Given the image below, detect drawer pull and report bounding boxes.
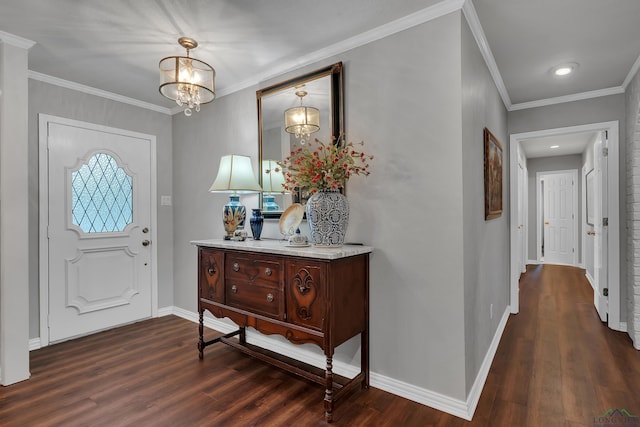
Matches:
[208,266,216,275]
[233,263,240,272]
[231,285,238,294]
[266,293,274,303]
[265,267,272,276]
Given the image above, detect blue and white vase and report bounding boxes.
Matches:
[305,189,349,247]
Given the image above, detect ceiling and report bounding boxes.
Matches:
[1,0,639,156]
[520,132,597,159]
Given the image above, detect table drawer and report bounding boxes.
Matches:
[225,254,282,288]
[225,280,283,319]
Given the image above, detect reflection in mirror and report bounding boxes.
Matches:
[257,62,343,218]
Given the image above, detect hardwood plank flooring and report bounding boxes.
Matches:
[1,264,639,426]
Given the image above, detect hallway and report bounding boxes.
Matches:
[482,264,640,426]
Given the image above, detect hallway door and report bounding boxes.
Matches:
[541,170,577,265]
[593,131,608,322]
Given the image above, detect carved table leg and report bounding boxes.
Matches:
[198,310,204,360]
[324,355,334,422]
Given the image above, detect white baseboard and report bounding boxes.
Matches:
[463,307,510,420]
[527,259,540,265]
[618,322,628,333]
[585,271,596,291]
[29,338,41,351]
[166,305,510,421]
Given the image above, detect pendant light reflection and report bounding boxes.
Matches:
[284,90,319,144]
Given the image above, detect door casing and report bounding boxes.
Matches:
[38,114,159,346]
[509,121,620,332]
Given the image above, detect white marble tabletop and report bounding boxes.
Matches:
[191,238,372,260]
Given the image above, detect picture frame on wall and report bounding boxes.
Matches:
[484,127,503,220]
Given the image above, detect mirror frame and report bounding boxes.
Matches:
[257,62,344,218]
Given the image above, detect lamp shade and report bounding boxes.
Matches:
[261,160,287,194]
[209,155,262,193]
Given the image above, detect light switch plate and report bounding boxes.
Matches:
[160,195,172,206]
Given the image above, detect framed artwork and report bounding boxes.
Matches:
[586,169,594,226]
[484,128,503,220]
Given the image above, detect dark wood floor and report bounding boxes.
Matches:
[1,264,639,426]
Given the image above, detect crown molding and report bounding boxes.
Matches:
[0,30,35,49]
[509,86,625,111]
[28,70,172,115]
[219,0,466,98]
[462,0,512,110]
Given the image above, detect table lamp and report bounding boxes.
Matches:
[261,160,287,211]
[209,154,262,239]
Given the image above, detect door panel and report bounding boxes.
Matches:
[593,132,608,322]
[47,122,152,342]
[542,171,576,265]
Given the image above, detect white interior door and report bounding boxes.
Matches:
[593,131,608,322]
[542,171,576,265]
[46,120,153,343]
[517,160,527,272]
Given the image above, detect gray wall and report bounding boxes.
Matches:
[526,155,583,262]
[460,16,509,395]
[28,80,174,338]
[508,93,627,322]
[172,11,486,401]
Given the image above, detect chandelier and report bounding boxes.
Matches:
[284,90,319,143]
[159,37,215,116]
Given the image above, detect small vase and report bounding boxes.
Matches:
[305,189,349,247]
[250,208,264,240]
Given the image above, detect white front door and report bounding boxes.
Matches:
[542,170,577,265]
[44,118,154,343]
[593,131,608,322]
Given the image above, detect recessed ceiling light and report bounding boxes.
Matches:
[551,63,579,77]
[550,145,560,149]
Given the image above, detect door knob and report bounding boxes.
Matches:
[142,239,151,246]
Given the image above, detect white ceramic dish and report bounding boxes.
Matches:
[279,203,305,236]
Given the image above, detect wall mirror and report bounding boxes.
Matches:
[257,62,344,218]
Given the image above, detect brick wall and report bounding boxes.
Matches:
[629,118,640,349]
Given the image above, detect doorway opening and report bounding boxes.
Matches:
[509,121,621,331]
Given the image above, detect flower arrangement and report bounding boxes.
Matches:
[278,136,373,193]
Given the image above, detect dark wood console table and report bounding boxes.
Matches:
[192,239,371,423]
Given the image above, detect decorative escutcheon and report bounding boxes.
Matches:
[265,267,272,276]
[208,266,216,275]
[231,285,238,293]
[266,293,274,302]
[233,263,240,272]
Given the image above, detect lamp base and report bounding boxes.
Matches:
[223,195,246,239]
[262,195,280,211]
